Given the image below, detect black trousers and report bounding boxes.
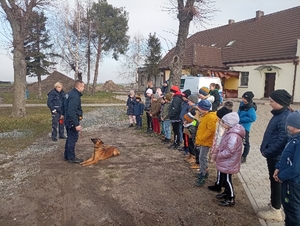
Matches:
[171,121,180,145]
[267,158,281,209]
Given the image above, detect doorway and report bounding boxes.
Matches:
[264,73,276,98]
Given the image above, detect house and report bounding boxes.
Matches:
[158,6,300,102]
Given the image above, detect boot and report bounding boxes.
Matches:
[184,153,192,162]
[187,156,196,164]
[257,206,283,221]
[207,184,221,192]
[216,191,227,199]
[219,198,235,207]
[190,163,199,169]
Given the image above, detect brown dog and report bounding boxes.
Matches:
[80,138,120,167]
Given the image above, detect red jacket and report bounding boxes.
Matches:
[216,124,245,174]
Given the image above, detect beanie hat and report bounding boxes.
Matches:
[183,112,195,123]
[146,88,153,94]
[286,111,300,129]
[182,89,191,98]
[242,91,254,103]
[216,107,232,119]
[223,101,234,110]
[188,94,199,104]
[197,99,211,111]
[153,93,160,99]
[199,86,209,96]
[136,95,141,100]
[165,93,172,101]
[170,85,180,93]
[270,89,292,107]
[222,112,240,127]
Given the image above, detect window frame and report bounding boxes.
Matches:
[240,71,249,87]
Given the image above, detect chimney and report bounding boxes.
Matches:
[256,10,264,20]
[228,19,235,25]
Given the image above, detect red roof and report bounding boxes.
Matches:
[160,6,300,69]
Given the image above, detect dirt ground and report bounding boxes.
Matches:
[0,125,260,226]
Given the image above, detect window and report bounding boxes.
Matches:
[240,72,249,86]
[226,40,235,47]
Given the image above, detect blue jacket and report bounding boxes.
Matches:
[64,88,83,127]
[180,99,190,121]
[47,89,65,115]
[238,101,257,131]
[134,102,144,116]
[260,108,291,160]
[276,133,300,183]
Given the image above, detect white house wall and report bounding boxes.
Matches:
[232,62,300,102]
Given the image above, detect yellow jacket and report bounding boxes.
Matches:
[195,111,218,147]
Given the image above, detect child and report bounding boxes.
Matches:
[134,95,144,130]
[238,91,257,163]
[194,99,218,186]
[126,90,136,127]
[144,88,153,133]
[198,86,214,110]
[274,111,300,225]
[149,93,161,134]
[161,93,172,143]
[215,112,245,206]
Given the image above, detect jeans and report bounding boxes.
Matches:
[51,113,65,139]
[281,181,300,226]
[242,130,250,158]
[267,158,281,209]
[196,146,209,176]
[64,126,79,160]
[135,115,142,127]
[162,120,171,139]
[179,122,183,143]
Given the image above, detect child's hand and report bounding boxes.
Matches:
[273,169,282,183]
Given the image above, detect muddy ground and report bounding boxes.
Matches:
[0,118,260,226]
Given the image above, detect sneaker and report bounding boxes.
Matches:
[59,136,67,139]
[241,156,246,163]
[195,172,209,179]
[167,143,176,149]
[216,191,227,199]
[129,124,134,128]
[195,174,206,187]
[147,128,153,133]
[219,198,235,207]
[257,206,283,222]
[68,157,83,164]
[52,138,58,142]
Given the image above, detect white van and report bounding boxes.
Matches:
[180,75,223,95]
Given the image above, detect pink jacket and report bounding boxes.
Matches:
[216,124,245,174]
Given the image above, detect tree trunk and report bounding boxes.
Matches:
[92,41,102,95]
[168,0,194,88]
[87,43,91,93]
[37,74,42,99]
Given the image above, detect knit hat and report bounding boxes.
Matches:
[136,95,141,100]
[153,93,160,99]
[222,112,240,127]
[188,94,199,104]
[197,99,211,111]
[199,86,209,96]
[170,85,180,93]
[165,93,172,101]
[183,112,195,123]
[286,111,300,129]
[242,91,254,103]
[146,88,153,94]
[270,89,292,107]
[223,101,234,110]
[216,107,232,119]
[182,89,191,98]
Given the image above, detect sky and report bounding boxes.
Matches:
[0,0,299,84]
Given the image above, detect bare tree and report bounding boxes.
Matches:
[117,32,146,83]
[166,0,216,88]
[0,0,53,117]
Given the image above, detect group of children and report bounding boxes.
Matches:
[126,83,300,222]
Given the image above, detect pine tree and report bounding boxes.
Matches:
[144,33,162,81]
[24,11,57,99]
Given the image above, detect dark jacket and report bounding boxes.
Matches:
[47,89,65,115]
[260,108,291,160]
[210,89,220,111]
[134,101,144,116]
[126,95,136,115]
[169,93,182,121]
[276,133,300,183]
[64,88,83,127]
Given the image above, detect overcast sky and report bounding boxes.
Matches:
[0,0,299,84]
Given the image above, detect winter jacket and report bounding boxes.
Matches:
[216,124,245,174]
[260,108,291,160]
[210,89,220,111]
[210,120,226,162]
[276,133,300,183]
[180,100,190,121]
[64,88,83,127]
[126,95,136,115]
[134,101,144,116]
[47,89,65,115]
[238,101,257,131]
[161,102,170,120]
[169,93,182,121]
[150,100,161,118]
[195,111,218,147]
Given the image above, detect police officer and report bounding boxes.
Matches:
[47,82,66,141]
[64,80,85,163]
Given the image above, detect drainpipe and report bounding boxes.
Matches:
[292,57,299,103]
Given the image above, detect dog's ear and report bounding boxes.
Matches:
[99,139,104,145]
[91,138,97,144]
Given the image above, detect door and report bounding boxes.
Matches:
[264,73,276,98]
